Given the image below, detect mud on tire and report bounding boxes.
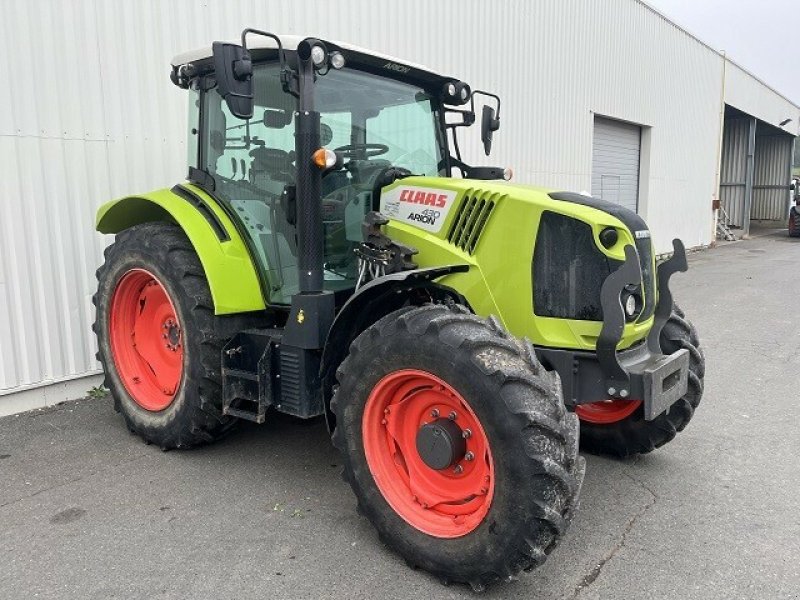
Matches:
[331,304,585,591]
[93,222,265,449]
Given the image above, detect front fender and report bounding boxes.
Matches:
[319,265,470,432]
[96,183,266,314]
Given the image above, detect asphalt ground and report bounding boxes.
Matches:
[1,231,798,599]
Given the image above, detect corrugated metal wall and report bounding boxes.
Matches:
[1,0,798,401]
[720,118,750,228]
[752,135,793,221]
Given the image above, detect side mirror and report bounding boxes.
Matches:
[212,42,254,119]
[481,105,500,156]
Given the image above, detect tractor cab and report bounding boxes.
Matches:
[171,32,503,304]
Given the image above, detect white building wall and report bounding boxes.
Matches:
[725,60,800,130]
[1,0,797,407]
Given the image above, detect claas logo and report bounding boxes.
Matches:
[399,188,448,208]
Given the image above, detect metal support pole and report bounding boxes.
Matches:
[743,117,756,236]
[787,137,796,219]
[294,42,324,293]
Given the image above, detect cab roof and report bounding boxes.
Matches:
[171,34,449,83]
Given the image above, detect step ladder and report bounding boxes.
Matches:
[221,330,279,423]
[716,206,736,241]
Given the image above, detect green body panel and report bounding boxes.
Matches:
[94,175,655,351]
[95,184,266,315]
[380,176,655,351]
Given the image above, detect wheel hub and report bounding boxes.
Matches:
[164,319,181,351]
[415,418,466,470]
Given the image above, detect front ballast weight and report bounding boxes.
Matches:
[354,211,418,289]
[597,239,690,419]
[540,239,691,422]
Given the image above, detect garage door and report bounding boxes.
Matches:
[592,116,641,212]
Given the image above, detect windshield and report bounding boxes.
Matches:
[200,62,444,304]
[316,68,445,176]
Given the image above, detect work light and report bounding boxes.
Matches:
[310,44,327,67]
[330,51,345,69]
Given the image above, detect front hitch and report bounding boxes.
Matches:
[592,238,690,420]
[537,239,691,422]
[647,238,688,354]
[596,244,641,399]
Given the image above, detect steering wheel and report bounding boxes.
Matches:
[334,143,390,159]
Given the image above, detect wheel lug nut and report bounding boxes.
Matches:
[453,464,463,474]
[462,429,472,439]
[465,451,474,461]
[448,411,457,420]
[430,409,439,418]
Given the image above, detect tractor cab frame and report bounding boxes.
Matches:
[166,31,506,423]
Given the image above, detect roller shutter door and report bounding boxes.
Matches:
[591,116,641,212]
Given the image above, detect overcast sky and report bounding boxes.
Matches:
[645,0,798,103]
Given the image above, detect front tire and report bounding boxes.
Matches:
[93,222,263,449]
[577,303,704,457]
[331,305,584,590]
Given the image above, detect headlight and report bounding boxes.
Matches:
[625,294,637,317]
[621,288,642,321]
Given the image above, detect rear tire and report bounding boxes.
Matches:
[93,222,264,449]
[789,208,800,237]
[577,302,704,457]
[331,304,584,590]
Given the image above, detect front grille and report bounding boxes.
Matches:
[533,211,623,321]
[446,190,502,254]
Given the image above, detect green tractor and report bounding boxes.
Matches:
[93,30,704,590]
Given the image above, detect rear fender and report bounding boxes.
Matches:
[96,183,266,314]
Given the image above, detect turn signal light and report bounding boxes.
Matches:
[312,148,337,170]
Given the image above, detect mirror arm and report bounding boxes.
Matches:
[241,28,287,70]
[471,89,501,119]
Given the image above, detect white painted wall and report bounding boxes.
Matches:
[1,0,798,408]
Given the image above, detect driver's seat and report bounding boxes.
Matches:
[250,147,296,197]
[322,171,350,197]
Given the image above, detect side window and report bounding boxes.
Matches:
[202,63,300,305]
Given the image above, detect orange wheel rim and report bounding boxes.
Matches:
[109,269,183,411]
[575,399,642,424]
[362,369,494,538]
